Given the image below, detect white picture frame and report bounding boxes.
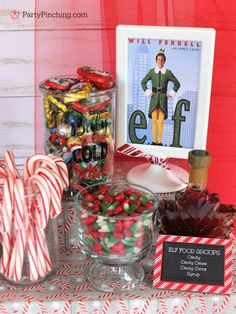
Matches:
[116,25,215,159]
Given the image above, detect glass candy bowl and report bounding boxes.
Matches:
[75,181,158,292]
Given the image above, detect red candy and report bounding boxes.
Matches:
[115,221,123,233]
[77,66,114,89]
[84,193,94,202]
[115,193,125,202]
[103,195,114,203]
[93,243,104,254]
[110,242,125,255]
[113,205,123,215]
[49,133,67,147]
[123,229,133,237]
[44,77,76,91]
[99,184,110,195]
[144,200,154,208]
[112,232,124,240]
[122,220,134,229]
[81,216,97,225]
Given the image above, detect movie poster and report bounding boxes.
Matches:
[127,38,201,148]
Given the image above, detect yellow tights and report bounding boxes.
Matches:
[151,109,164,144]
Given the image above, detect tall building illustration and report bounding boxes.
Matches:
[178,91,198,148]
[132,44,151,119]
[127,44,151,143]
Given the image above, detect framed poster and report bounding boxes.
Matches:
[116,25,215,159]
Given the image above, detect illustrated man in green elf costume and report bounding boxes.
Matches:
[141,49,180,145]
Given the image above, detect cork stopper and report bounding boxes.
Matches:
[188,150,211,185]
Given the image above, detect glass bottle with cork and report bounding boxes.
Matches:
[157,149,235,238]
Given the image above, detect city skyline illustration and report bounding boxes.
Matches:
[127,40,201,148]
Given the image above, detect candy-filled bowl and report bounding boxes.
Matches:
[75,181,158,292]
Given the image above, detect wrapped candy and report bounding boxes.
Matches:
[39,67,115,193]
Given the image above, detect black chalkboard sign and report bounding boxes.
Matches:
[153,235,233,294]
[161,241,225,286]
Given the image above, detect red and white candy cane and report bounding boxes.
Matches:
[0,167,8,179]
[28,174,52,276]
[47,154,69,189]
[0,177,14,276]
[34,224,51,277]
[4,150,20,179]
[27,222,39,281]
[24,154,59,180]
[29,174,51,228]
[35,167,63,218]
[8,178,27,282]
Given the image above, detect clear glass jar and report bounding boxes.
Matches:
[74,181,158,292]
[39,76,116,193]
[0,188,59,285]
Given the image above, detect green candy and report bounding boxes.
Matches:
[130,203,139,211]
[121,236,136,247]
[92,222,101,229]
[129,193,138,200]
[140,195,150,205]
[126,247,138,254]
[123,203,130,212]
[100,201,112,210]
[130,221,143,233]
[99,223,115,232]
[135,231,147,237]
[108,201,120,210]
[100,241,110,253]
[104,236,120,248]
[121,240,135,247]
[143,217,152,227]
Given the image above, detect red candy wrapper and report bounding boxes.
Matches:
[44,77,77,91]
[77,66,114,89]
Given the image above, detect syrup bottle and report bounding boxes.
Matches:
[157,150,235,238]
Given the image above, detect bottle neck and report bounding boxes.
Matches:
[188,165,208,191]
[188,149,211,191]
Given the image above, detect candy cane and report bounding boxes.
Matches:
[0,177,14,276]
[4,150,20,179]
[28,174,52,277]
[47,154,69,189]
[0,166,8,179]
[0,202,2,244]
[27,222,39,281]
[8,179,27,282]
[24,154,59,179]
[35,167,63,217]
[34,224,51,277]
[1,178,14,233]
[29,174,51,228]
[35,167,63,196]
